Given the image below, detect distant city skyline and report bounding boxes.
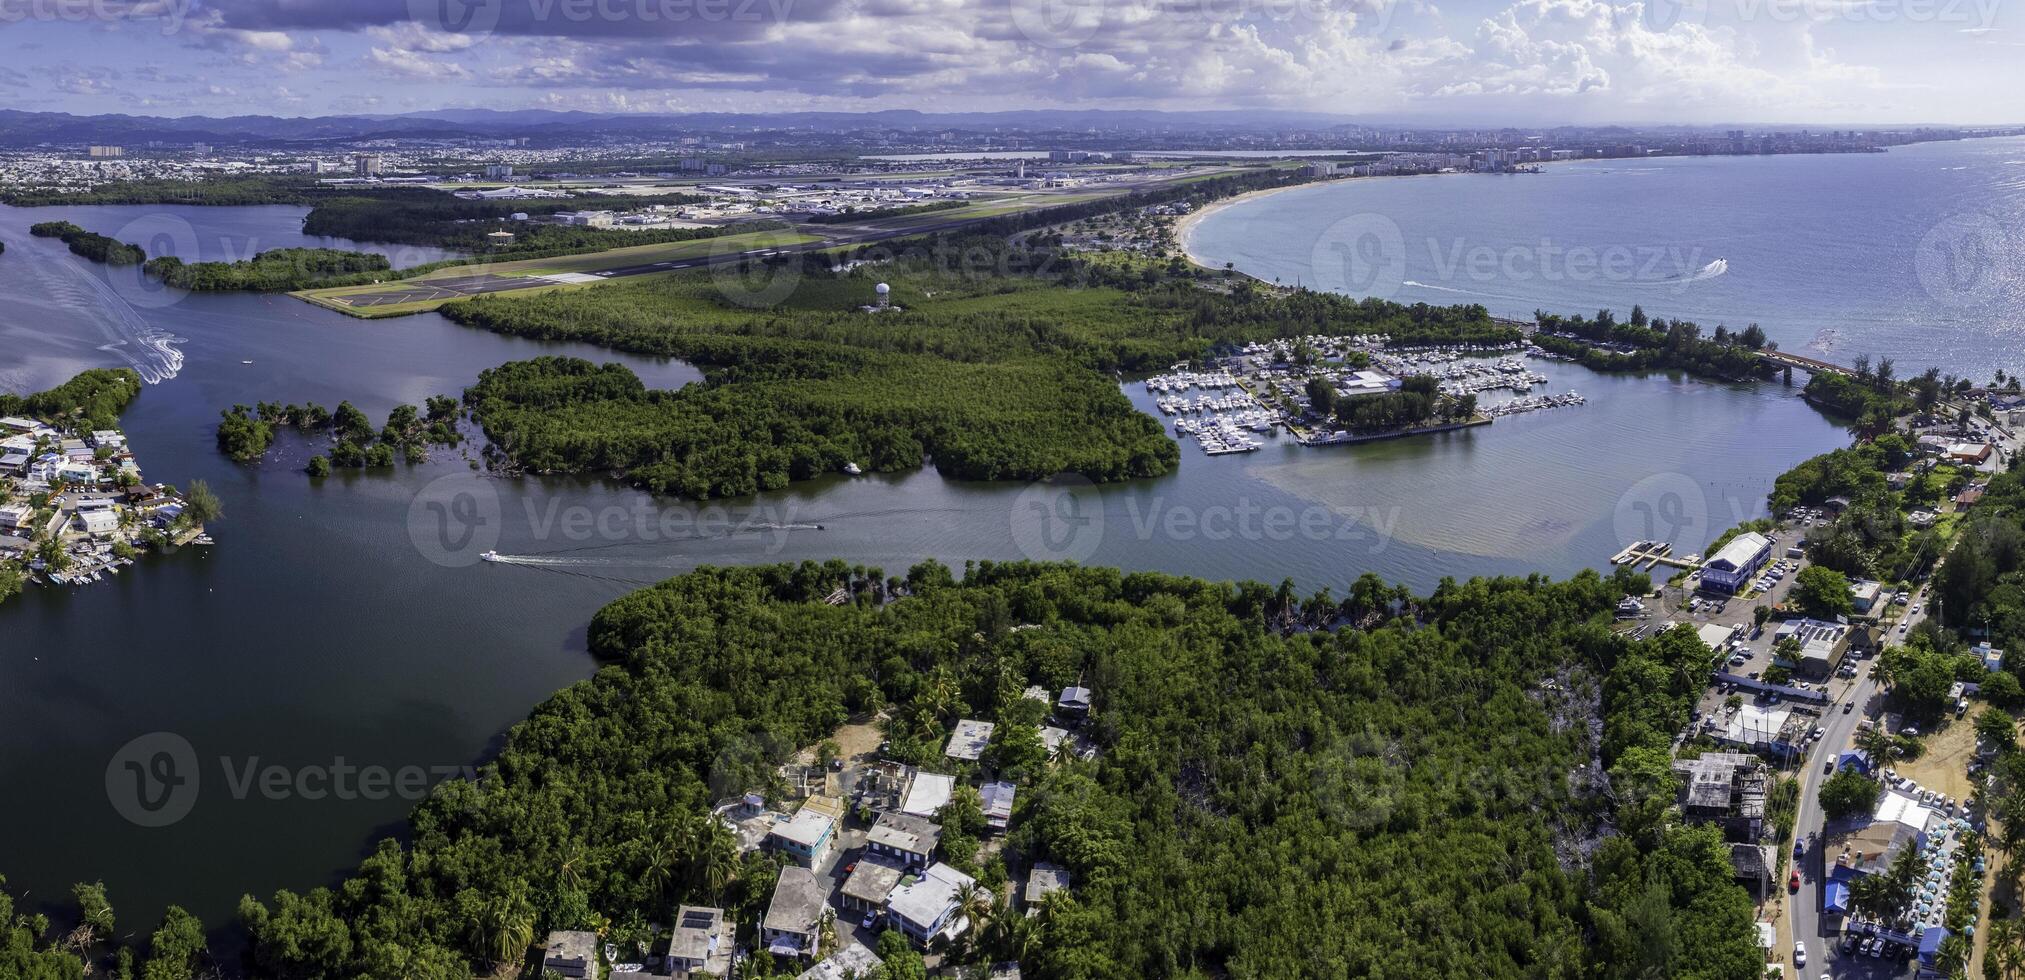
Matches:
[0,0,2019,124]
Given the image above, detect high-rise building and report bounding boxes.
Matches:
[88,145,125,158]
[355,154,384,176]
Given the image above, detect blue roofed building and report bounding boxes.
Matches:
[1699,531,1771,594]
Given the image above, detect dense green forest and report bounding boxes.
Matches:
[28,221,146,265]
[1532,306,1776,382]
[213,559,1764,978]
[0,368,141,430]
[146,249,392,291]
[445,243,1515,496]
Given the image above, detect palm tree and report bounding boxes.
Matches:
[694,823,738,902]
[953,882,996,959]
[471,881,535,969]
[1989,918,2022,979]
[1854,726,1897,772]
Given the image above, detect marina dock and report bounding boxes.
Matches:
[1611,541,1704,571]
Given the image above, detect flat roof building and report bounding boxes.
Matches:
[1700,531,1772,594]
[665,906,734,979]
[946,719,995,761]
[901,772,955,818]
[766,808,836,867]
[887,862,975,947]
[542,930,599,978]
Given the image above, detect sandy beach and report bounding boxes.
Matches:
[1173,180,1317,270]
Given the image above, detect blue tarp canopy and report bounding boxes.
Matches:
[1824,880,1850,914]
[1838,749,1873,773]
[1920,927,1949,958]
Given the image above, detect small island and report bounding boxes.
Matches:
[0,370,217,602]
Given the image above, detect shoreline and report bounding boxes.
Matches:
[1175,181,1316,271]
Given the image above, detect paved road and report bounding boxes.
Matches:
[1788,403,2017,974]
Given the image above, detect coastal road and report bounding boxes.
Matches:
[1792,401,2019,972]
[1790,586,1941,975]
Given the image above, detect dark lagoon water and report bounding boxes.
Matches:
[1187,136,2025,379]
[0,197,1849,929]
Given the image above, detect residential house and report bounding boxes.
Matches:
[795,942,883,980]
[766,808,836,867]
[886,862,975,947]
[75,509,118,536]
[867,811,941,868]
[945,719,995,761]
[1057,686,1092,720]
[839,854,907,915]
[1024,863,1069,916]
[664,906,734,979]
[542,930,600,978]
[900,772,955,819]
[980,781,1015,833]
[0,505,29,530]
[763,866,826,959]
[1977,642,2006,673]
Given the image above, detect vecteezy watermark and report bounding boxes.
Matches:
[409,0,504,35]
[709,235,804,308]
[105,731,200,828]
[1310,212,1725,299]
[106,732,475,827]
[0,0,192,32]
[1010,474,1105,562]
[1310,212,1409,299]
[1613,472,1710,549]
[1611,471,1766,555]
[409,471,504,567]
[1008,0,1389,49]
[1008,0,1105,48]
[407,471,817,567]
[1915,212,2015,310]
[407,0,800,41]
[1010,478,1400,562]
[103,212,198,311]
[1621,0,1708,31]
[1721,0,2000,24]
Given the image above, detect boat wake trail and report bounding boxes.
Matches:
[484,554,684,568]
[1635,257,1728,288]
[23,248,185,383]
[1402,280,1477,295]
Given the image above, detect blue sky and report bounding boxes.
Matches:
[0,0,2018,123]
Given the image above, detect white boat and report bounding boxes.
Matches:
[480,550,501,563]
[843,462,863,475]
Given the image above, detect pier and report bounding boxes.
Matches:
[1611,540,1704,572]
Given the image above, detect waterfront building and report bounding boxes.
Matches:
[1699,532,1772,594]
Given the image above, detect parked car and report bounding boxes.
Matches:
[1844,701,1854,713]
[1789,869,1801,892]
[1794,941,1806,966]
[1824,760,1835,774]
